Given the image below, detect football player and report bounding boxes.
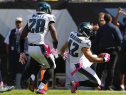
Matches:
[19,2,58,94]
[60,22,110,93]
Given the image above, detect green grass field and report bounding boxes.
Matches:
[1,90,126,95]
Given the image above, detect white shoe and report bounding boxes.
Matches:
[0,84,14,92]
[7,85,14,91]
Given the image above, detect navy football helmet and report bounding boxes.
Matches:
[36,2,51,14]
[78,22,93,38]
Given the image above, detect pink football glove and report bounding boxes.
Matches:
[98,53,110,62]
[19,53,27,64]
[61,51,69,60]
[52,48,58,58]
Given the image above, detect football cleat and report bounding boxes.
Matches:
[0,84,14,93]
[95,86,101,90]
[36,89,48,94]
[67,81,77,93]
[27,78,34,92]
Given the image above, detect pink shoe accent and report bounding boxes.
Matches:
[71,63,83,76]
[0,81,3,85]
[75,81,79,87]
[43,44,52,58]
[38,89,48,94]
[71,82,77,93]
[27,78,34,92]
[96,86,101,90]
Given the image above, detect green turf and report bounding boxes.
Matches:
[1,90,126,95]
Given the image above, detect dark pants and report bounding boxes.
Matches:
[112,59,120,90]
[96,49,118,89]
[118,52,126,74]
[7,53,30,87]
[0,70,2,82]
[112,52,126,90]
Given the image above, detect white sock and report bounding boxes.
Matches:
[38,82,45,89]
[120,85,124,89]
[30,74,35,81]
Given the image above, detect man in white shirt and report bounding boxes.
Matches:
[4,17,31,89]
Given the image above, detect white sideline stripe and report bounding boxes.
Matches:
[84,90,126,93]
[48,90,126,93]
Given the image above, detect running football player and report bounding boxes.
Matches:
[19,2,58,94]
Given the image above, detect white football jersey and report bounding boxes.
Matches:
[68,31,91,65]
[27,13,56,44]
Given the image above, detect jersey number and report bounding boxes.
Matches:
[29,19,45,33]
[68,39,79,57]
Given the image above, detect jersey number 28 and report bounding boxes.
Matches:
[29,19,45,33]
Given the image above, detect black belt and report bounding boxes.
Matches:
[100,47,118,51]
[29,43,42,46]
[105,47,116,50]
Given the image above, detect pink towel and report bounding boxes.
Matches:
[43,44,52,58]
[71,63,83,76]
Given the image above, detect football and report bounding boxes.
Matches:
[98,53,109,58]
